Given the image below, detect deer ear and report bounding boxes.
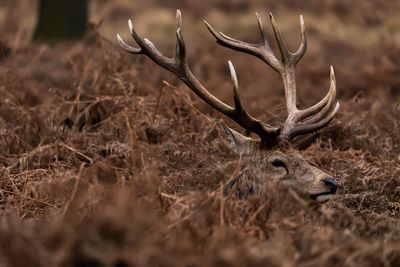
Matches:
[219,121,253,151]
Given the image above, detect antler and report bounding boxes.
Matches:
[117,10,280,145]
[204,13,339,142]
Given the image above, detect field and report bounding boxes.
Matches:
[0,1,399,266]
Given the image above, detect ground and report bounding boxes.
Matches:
[0,1,399,266]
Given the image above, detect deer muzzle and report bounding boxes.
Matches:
[309,177,338,202]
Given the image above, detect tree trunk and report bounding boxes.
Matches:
[33,0,88,42]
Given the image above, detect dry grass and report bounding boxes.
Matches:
[0,1,399,267]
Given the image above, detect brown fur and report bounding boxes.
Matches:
[223,126,335,200]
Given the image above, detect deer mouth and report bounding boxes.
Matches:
[310,192,333,203]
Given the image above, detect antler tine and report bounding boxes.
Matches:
[269,13,307,65]
[226,60,281,144]
[282,66,340,140]
[269,13,290,64]
[293,15,307,63]
[286,102,340,140]
[297,66,336,122]
[117,10,280,144]
[203,15,282,73]
[229,61,242,111]
[117,19,176,69]
[175,10,186,61]
[117,21,142,54]
[255,12,267,47]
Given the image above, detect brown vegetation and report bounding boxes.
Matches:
[0,1,399,266]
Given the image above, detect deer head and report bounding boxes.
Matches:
[117,10,340,202]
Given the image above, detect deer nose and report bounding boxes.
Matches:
[323,178,338,194]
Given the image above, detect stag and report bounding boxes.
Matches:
[117,10,340,202]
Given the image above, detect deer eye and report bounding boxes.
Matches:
[271,159,287,169]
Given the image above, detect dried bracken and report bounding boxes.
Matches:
[0,1,399,267]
